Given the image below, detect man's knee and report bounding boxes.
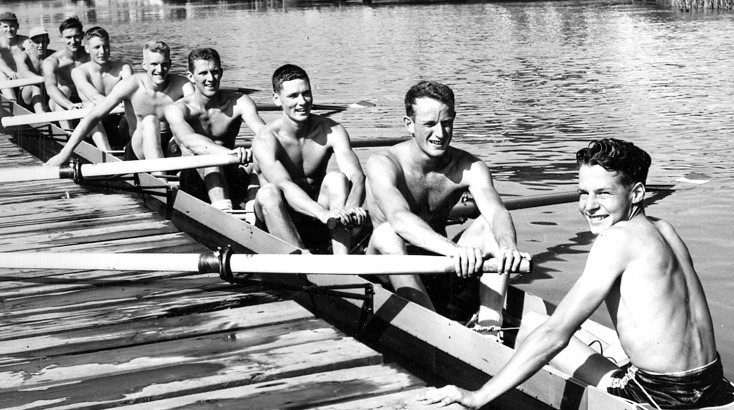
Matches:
[322,171,350,192]
[255,184,285,209]
[367,223,406,255]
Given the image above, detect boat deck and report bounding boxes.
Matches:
[0,126,457,409]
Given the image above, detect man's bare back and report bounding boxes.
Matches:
[602,215,716,373]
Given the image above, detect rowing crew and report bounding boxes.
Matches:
[5,14,731,410]
[58,57,734,407]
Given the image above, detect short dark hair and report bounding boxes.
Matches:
[187,47,220,72]
[272,64,309,93]
[576,138,651,187]
[404,80,455,118]
[143,40,170,59]
[84,26,108,42]
[59,17,83,34]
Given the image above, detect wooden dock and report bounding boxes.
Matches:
[0,125,457,408]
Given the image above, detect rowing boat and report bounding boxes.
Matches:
[2,96,731,410]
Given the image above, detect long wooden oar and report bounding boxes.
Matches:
[0,251,532,276]
[1,104,124,128]
[255,100,375,112]
[0,154,242,184]
[449,184,676,217]
[0,76,43,90]
[236,136,408,149]
[1,101,373,128]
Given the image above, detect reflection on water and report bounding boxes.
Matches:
[5,0,734,378]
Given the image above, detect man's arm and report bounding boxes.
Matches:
[234,94,265,135]
[71,65,102,104]
[42,56,81,109]
[329,122,366,219]
[417,230,627,408]
[466,158,526,272]
[253,127,331,222]
[45,78,134,166]
[0,53,18,79]
[165,103,235,156]
[12,53,33,77]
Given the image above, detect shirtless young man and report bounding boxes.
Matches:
[71,26,132,150]
[364,80,527,327]
[46,41,192,167]
[252,64,366,255]
[0,12,28,101]
[42,17,89,130]
[165,47,265,210]
[14,26,53,113]
[418,138,733,409]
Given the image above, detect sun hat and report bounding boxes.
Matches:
[29,26,49,39]
[0,12,18,23]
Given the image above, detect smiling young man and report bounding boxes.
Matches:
[252,64,366,254]
[71,26,132,150]
[363,80,528,328]
[42,17,89,130]
[165,47,264,210]
[418,138,732,409]
[47,40,192,166]
[14,26,54,113]
[0,11,28,101]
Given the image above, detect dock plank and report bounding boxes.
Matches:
[0,332,382,408]
[115,363,424,410]
[314,387,465,409]
[0,300,313,364]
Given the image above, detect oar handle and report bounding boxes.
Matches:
[481,257,532,274]
[326,213,369,230]
[326,217,340,230]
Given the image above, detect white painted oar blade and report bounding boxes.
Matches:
[1,104,123,127]
[0,76,43,90]
[0,252,201,272]
[0,166,61,184]
[81,154,241,177]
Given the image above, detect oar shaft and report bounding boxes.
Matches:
[0,166,62,184]
[451,184,675,217]
[0,76,43,89]
[0,252,201,272]
[236,136,408,149]
[0,252,531,275]
[79,154,240,178]
[1,105,124,127]
[0,155,241,183]
[227,254,531,275]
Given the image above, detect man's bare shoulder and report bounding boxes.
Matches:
[215,89,247,108]
[255,119,283,141]
[447,145,483,166]
[366,148,401,174]
[43,49,64,65]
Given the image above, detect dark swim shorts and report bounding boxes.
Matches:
[602,354,733,409]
